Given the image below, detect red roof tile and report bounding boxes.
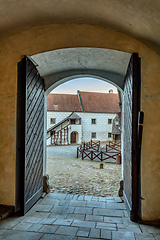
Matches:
[47,91,120,113]
[79,91,120,113]
[47,94,82,112]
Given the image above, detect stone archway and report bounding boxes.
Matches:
[16,47,141,221]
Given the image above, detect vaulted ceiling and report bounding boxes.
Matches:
[0,0,160,54]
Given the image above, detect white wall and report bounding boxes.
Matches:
[47,111,117,143]
[47,111,72,129]
[69,125,82,144]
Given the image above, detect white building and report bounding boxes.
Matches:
[47,91,120,145]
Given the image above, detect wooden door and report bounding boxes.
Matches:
[123,53,141,221]
[17,56,44,215]
[71,132,77,143]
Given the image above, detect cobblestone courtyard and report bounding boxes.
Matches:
[47,145,122,197]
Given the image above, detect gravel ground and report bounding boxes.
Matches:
[47,145,122,197]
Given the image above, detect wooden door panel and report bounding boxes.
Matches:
[17,56,44,214]
[123,53,141,221]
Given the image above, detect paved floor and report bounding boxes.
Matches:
[0,192,160,240]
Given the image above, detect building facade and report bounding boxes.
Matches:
[47,91,119,145]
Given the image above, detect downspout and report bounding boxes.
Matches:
[77,90,84,111]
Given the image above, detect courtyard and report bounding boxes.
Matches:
[47,145,122,197]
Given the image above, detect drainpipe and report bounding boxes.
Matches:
[77,90,84,111]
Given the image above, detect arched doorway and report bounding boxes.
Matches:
[16,48,141,221]
[71,131,77,144]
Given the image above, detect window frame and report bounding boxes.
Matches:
[91,132,96,139]
[108,119,112,124]
[50,118,56,124]
[91,118,96,124]
[108,132,112,138]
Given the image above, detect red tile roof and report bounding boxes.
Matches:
[47,94,82,112]
[79,91,120,113]
[47,91,120,113]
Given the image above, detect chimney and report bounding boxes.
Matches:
[109,89,113,93]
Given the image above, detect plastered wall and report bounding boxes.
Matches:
[0,24,160,220]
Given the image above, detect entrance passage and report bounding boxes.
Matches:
[71,131,77,143]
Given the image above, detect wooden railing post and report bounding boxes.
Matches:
[77,147,79,158]
[91,151,93,161]
[82,150,84,159]
[101,151,103,161]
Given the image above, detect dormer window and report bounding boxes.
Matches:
[70,119,76,124]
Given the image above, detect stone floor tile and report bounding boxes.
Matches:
[114,197,123,203]
[87,201,105,208]
[85,214,103,222]
[31,212,51,218]
[72,194,79,200]
[139,224,160,234]
[84,195,92,201]
[106,203,126,210]
[89,228,100,238]
[154,235,160,240]
[91,197,99,201]
[51,206,75,214]
[38,224,58,233]
[53,218,73,226]
[112,230,135,240]
[72,219,95,228]
[99,197,107,202]
[31,204,53,212]
[39,198,60,205]
[76,228,90,237]
[123,210,129,217]
[48,213,67,219]
[0,219,20,229]
[0,230,43,240]
[13,222,32,231]
[77,195,85,201]
[106,200,115,203]
[59,200,71,206]
[47,193,67,200]
[77,238,100,240]
[65,194,74,200]
[67,213,85,221]
[104,216,122,224]
[93,208,124,217]
[74,207,93,215]
[70,200,86,207]
[22,217,42,224]
[55,226,78,236]
[106,197,114,200]
[135,233,155,240]
[96,222,117,230]
[39,217,56,224]
[41,234,77,240]
[101,229,112,239]
[27,223,43,232]
[117,223,142,233]
[0,229,6,235]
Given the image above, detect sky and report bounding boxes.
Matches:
[51,77,118,94]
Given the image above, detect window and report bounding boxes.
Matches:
[91,132,96,138]
[50,118,56,124]
[91,118,96,124]
[108,132,112,138]
[108,119,112,124]
[71,119,76,124]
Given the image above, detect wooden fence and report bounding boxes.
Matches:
[77,140,100,158]
[77,140,121,162]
